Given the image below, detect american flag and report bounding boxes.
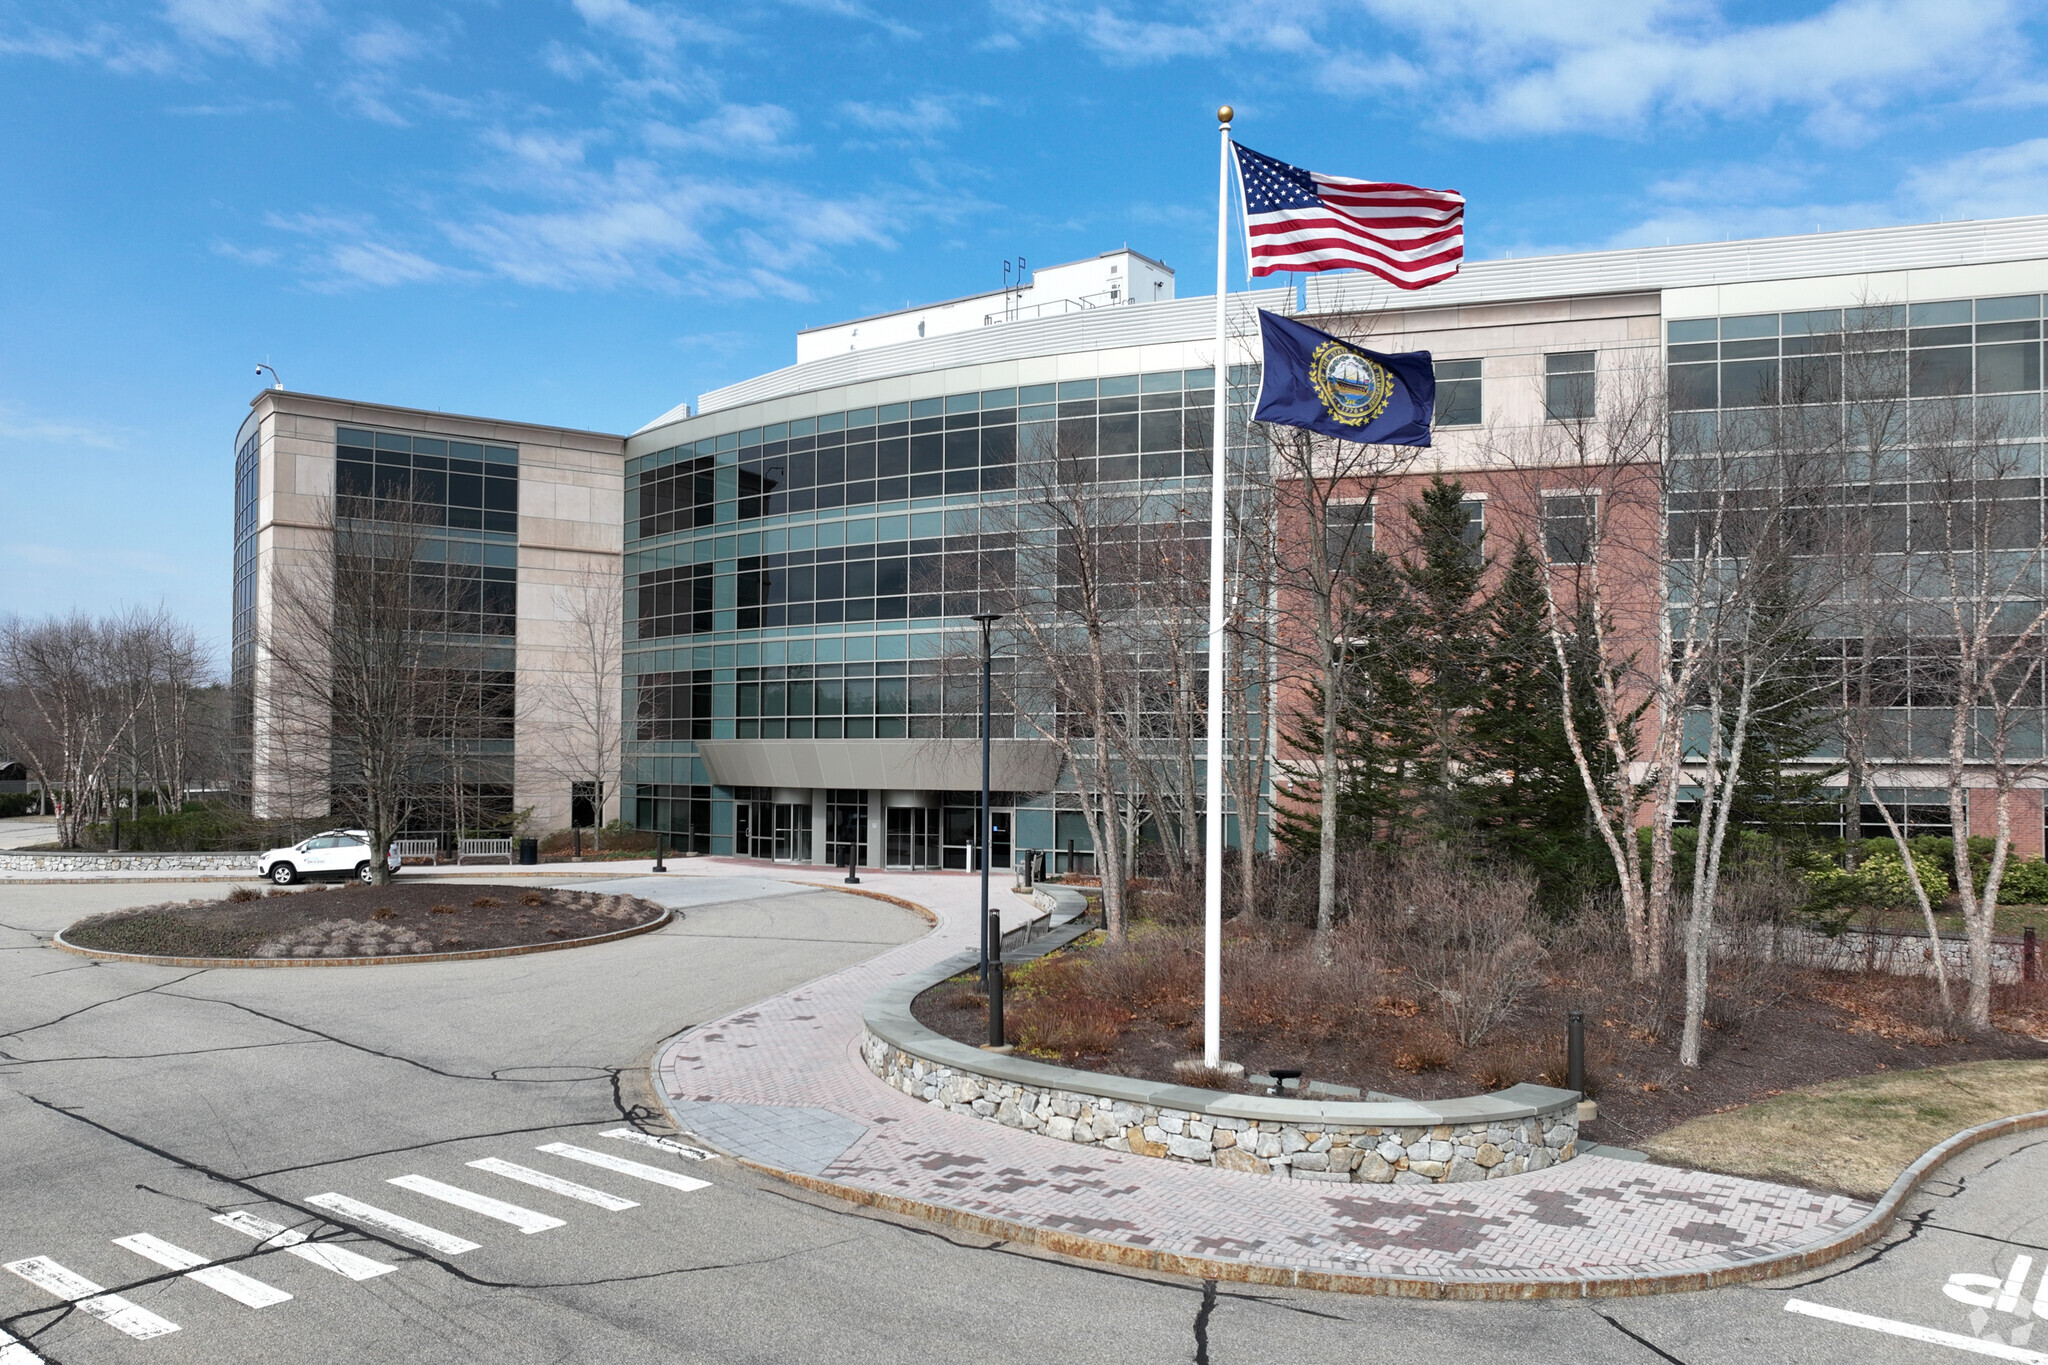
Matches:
[1233,142,1464,291]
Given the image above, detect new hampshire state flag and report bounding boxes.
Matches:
[1253,310,1435,446]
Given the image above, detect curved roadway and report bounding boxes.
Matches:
[2,873,2044,1364]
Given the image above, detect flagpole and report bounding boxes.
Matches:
[1203,105,1233,1071]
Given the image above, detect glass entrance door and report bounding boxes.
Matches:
[886,808,939,869]
[772,804,811,862]
[940,806,1013,870]
[738,800,812,862]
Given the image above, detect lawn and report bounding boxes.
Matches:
[1639,1058,2048,1198]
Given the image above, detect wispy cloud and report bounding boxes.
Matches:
[0,22,176,73]
[254,211,461,290]
[1020,0,2031,143]
[644,104,803,158]
[162,0,322,65]
[0,403,131,451]
[838,95,985,146]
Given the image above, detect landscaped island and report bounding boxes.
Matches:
[60,884,669,963]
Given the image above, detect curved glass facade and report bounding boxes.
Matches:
[622,364,1231,867]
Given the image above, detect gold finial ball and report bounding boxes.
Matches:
[1218,105,1234,125]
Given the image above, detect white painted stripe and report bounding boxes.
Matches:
[1785,1298,2048,1362]
[387,1175,564,1234]
[2,1258,180,1340]
[112,1234,291,1309]
[600,1127,716,1161]
[304,1193,480,1255]
[538,1142,711,1192]
[212,1210,393,1280]
[468,1158,637,1210]
[0,1327,45,1365]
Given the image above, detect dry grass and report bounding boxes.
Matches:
[471,896,501,909]
[1641,1058,2048,1197]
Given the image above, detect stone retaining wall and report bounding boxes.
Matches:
[0,851,258,872]
[861,917,1581,1187]
[860,1033,1578,1184]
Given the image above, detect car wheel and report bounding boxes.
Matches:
[356,861,374,884]
[269,862,298,886]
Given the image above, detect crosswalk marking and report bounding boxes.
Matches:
[600,1127,717,1161]
[112,1233,292,1309]
[212,1211,396,1280]
[304,1193,481,1255]
[387,1175,565,1234]
[0,1327,45,1365]
[3,1257,180,1340]
[539,1142,713,1192]
[468,1158,638,1211]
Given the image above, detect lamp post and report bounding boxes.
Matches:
[971,612,1004,999]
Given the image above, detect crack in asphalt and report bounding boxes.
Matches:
[0,1039,323,1067]
[1192,1278,1217,1365]
[1765,1208,1933,1289]
[0,971,209,1040]
[1918,1223,2048,1253]
[1593,1309,1690,1362]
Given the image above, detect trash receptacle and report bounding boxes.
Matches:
[517,837,538,866]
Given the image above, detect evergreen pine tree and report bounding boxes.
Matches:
[1398,477,1489,832]
[1274,544,1421,851]
[1463,538,1614,904]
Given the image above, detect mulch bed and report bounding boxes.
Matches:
[913,938,2048,1150]
[63,883,667,961]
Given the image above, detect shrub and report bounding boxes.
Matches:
[225,886,260,904]
[472,896,502,909]
[1380,850,1547,1047]
[0,793,41,818]
[1997,859,2048,905]
[1010,995,1131,1058]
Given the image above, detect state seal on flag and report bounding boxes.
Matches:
[1308,340,1395,427]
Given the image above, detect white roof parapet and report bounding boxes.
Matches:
[647,215,2048,432]
[1308,213,2048,315]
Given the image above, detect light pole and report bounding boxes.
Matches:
[971,612,1004,1000]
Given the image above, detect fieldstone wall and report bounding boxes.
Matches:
[0,852,259,872]
[861,1031,1577,1184]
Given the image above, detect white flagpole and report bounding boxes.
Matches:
[1203,106,1233,1070]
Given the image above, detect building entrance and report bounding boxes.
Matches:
[886,807,939,869]
[940,806,1012,870]
[735,797,812,862]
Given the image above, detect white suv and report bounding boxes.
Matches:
[259,830,385,885]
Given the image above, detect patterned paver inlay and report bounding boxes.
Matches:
[652,860,1870,1284]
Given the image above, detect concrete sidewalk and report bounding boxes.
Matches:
[647,860,1880,1297]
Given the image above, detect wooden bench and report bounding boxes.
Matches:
[456,838,515,865]
[393,838,441,866]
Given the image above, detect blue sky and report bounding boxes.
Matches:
[4,0,2047,658]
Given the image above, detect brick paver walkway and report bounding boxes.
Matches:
[649,859,1873,1291]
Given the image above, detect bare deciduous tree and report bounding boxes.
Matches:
[0,607,208,847]
[262,497,481,883]
[523,563,623,847]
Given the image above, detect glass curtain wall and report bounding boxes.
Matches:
[1666,293,2048,811]
[622,365,1252,860]
[334,425,519,841]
